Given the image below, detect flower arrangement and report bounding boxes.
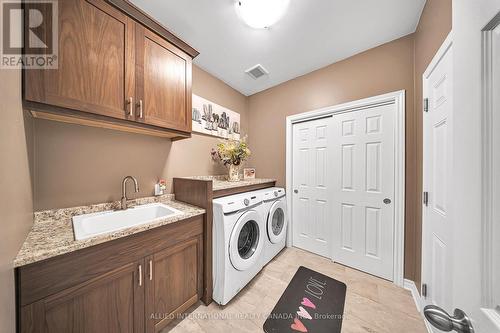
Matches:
[211,137,251,181]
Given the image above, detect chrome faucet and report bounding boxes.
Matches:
[121,176,139,210]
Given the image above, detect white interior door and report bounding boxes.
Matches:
[331,104,396,281]
[442,2,500,332]
[292,117,333,257]
[422,5,500,330]
[422,38,454,317]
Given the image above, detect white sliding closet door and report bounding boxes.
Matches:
[331,104,396,280]
[292,117,334,258]
[291,101,397,281]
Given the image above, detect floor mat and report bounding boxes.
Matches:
[263,266,346,333]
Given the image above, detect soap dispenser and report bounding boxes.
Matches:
[155,179,167,196]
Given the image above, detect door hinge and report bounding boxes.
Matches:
[423,191,429,207]
[424,98,429,112]
[422,283,428,298]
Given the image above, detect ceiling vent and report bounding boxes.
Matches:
[245,64,269,79]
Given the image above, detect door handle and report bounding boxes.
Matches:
[136,99,143,119]
[423,305,474,333]
[383,198,391,204]
[149,260,153,281]
[138,264,142,286]
[294,189,298,194]
[126,97,133,116]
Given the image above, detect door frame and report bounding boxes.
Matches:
[285,90,406,286]
[481,15,500,328]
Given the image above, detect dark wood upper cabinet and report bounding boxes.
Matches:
[24,0,196,139]
[135,26,192,133]
[25,0,136,121]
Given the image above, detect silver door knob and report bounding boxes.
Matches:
[423,305,474,333]
[294,189,298,194]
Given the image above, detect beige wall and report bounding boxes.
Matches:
[247,34,417,279]
[411,0,452,290]
[246,4,452,283]
[247,34,415,185]
[34,65,248,210]
[0,69,34,332]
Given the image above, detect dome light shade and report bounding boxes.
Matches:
[235,0,290,29]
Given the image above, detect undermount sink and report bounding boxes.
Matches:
[72,203,183,240]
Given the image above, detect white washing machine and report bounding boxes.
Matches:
[212,191,265,305]
[255,187,288,267]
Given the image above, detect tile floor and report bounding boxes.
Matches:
[164,247,427,332]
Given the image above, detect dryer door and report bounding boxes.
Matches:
[267,200,287,244]
[229,210,264,271]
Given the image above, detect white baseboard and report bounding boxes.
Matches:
[404,279,433,333]
[403,279,422,311]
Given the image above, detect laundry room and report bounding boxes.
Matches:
[3,0,498,333]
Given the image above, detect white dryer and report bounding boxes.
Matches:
[212,192,265,305]
[256,187,288,267]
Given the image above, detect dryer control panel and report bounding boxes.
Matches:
[262,188,286,202]
[213,192,263,214]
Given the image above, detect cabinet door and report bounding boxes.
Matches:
[25,0,135,121]
[20,261,145,333]
[145,236,202,333]
[135,25,192,133]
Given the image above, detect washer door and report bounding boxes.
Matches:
[229,210,263,271]
[267,200,287,244]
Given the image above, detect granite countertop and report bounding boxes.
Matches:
[181,175,276,191]
[14,195,205,268]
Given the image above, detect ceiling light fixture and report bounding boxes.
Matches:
[235,0,290,29]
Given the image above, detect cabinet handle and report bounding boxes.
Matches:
[137,99,143,119]
[126,97,133,116]
[149,260,153,281]
[138,264,142,286]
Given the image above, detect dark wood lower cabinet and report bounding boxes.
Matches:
[20,261,144,333]
[146,236,203,332]
[17,216,204,333]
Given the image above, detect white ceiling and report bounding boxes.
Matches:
[131,0,426,96]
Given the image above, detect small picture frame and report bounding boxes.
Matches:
[243,168,256,180]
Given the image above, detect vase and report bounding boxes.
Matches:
[227,164,240,182]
